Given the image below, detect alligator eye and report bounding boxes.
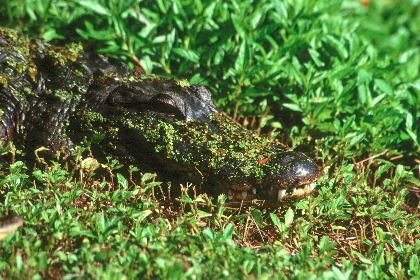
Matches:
[153,94,177,108]
[150,94,186,119]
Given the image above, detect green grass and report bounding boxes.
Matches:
[0,0,419,278]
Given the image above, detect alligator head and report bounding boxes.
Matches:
[72,79,321,202]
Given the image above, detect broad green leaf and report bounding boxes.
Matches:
[325,35,348,59]
[284,208,294,227]
[77,1,110,16]
[231,14,246,38]
[283,103,302,112]
[117,173,128,189]
[371,93,386,107]
[319,236,336,253]
[235,40,249,72]
[270,213,281,228]
[222,223,235,240]
[405,113,418,145]
[353,251,372,265]
[357,70,372,85]
[133,209,152,223]
[173,48,200,63]
[374,79,393,95]
[202,228,214,241]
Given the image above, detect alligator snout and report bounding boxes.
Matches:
[268,151,320,187]
[264,151,321,201]
[225,149,321,202]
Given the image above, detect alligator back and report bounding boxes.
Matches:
[0,27,216,156]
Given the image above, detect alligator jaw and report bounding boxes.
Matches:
[276,182,317,201]
[228,181,318,202]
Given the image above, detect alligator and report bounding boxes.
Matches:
[0,27,321,239]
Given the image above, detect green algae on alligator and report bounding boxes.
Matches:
[0,27,321,203]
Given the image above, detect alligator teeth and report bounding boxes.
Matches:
[307,182,316,192]
[277,189,286,201]
[277,183,317,201]
[228,190,234,199]
[290,183,317,197]
[241,191,247,200]
[290,187,305,197]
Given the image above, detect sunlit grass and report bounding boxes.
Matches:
[0,0,418,278]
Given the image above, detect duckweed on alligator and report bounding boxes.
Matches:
[0,27,320,204]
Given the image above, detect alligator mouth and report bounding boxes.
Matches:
[275,182,317,201]
[228,182,317,202]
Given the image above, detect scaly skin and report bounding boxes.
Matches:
[0,27,321,236]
